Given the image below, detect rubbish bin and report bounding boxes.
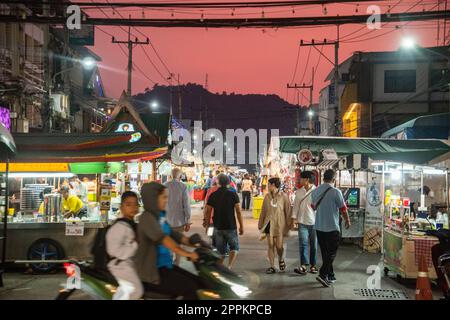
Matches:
[252,195,264,219]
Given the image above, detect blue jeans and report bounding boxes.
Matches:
[213,229,239,256]
[298,224,317,266]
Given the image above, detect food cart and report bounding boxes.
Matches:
[272,135,450,281]
[0,131,168,273]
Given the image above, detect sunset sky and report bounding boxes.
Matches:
[81,1,443,105]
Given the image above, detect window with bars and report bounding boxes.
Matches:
[384,69,416,93]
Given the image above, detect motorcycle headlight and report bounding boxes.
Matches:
[211,272,252,298]
[230,284,252,298]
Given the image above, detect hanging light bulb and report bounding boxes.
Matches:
[292,7,295,14]
[387,5,391,18]
[262,9,265,18]
[171,10,174,17]
[355,4,359,13]
[200,10,204,22]
[112,8,116,15]
[141,9,145,19]
[322,4,327,15]
[231,8,235,16]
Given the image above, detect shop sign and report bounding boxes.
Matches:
[0,163,69,172]
[116,123,135,132]
[322,148,338,160]
[100,184,112,210]
[65,221,85,236]
[297,149,313,165]
[364,181,383,253]
[129,132,141,143]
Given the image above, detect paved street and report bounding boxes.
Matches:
[0,204,441,300]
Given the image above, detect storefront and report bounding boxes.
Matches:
[271,135,450,280]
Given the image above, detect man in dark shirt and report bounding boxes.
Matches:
[204,173,244,269]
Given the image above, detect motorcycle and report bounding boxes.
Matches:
[426,229,450,300]
[55,234,252,300]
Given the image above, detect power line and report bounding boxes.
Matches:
[102,0,175,83]
[139,44,171,83]
[2,9,447,28]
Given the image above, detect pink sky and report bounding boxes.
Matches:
[85,1,442,105]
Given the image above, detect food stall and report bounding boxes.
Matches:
[273,135,450,280]
[374,162,449,280]
[0,131,168,273]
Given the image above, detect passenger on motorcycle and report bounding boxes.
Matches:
[106,191,143,300]
[135,182,203,300]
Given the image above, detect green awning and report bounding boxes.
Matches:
[69,162,124,174]
[279,136,450,165]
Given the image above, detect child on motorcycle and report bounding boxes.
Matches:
[106,191,143,300]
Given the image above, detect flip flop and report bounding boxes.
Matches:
[294,266,307,275]
[279,260,286,272]
[266,267,276,274]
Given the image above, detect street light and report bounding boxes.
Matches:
[400,37,416,50]
[51,56,97,94]
[81,56,96,70]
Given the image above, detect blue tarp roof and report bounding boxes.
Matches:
[381,112,450,139]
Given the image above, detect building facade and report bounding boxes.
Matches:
[0,2,109,134]
[336,46,450,137]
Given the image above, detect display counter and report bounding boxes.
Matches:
[383,228,438,280]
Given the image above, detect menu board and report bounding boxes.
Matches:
[364,180,383,253]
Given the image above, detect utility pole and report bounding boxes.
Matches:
[112,16,149,97]
[287,77,313,135]
[300,33,339,136]
[177,73,182,119]
[204,73,209,129]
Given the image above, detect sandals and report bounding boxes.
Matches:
[294,266,307,275]
[266,267,276,274]
[279,260,286,272]
[310,266,318,274]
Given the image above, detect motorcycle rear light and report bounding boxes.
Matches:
[63,263,76,277]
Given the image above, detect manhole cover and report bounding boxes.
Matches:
[353,289,409,300]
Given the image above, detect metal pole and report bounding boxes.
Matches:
[309,67,314,135]
[334,25,340,136]
[446,170,449,212]
[127,22,132,97]
[0,160,9,287]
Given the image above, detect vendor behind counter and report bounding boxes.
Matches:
[60,186,87,218]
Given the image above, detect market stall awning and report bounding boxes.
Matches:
[0,123,16,159]
[9,132,168,163]
[381,112,450,139]
[279,136,450,165]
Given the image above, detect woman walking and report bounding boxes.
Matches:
[241,174,253,210]
[258,177,292,274]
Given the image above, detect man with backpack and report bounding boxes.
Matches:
[311,169,351,288]
[105,191,143,300]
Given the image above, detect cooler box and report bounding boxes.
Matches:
[252,196,264,219]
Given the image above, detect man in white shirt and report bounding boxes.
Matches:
[292,171,317,275]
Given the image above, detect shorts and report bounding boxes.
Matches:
[213,229,239,255]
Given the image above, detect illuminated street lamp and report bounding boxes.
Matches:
[51,56,97,94]
[151,101,158,110]
[400,37,416,50]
